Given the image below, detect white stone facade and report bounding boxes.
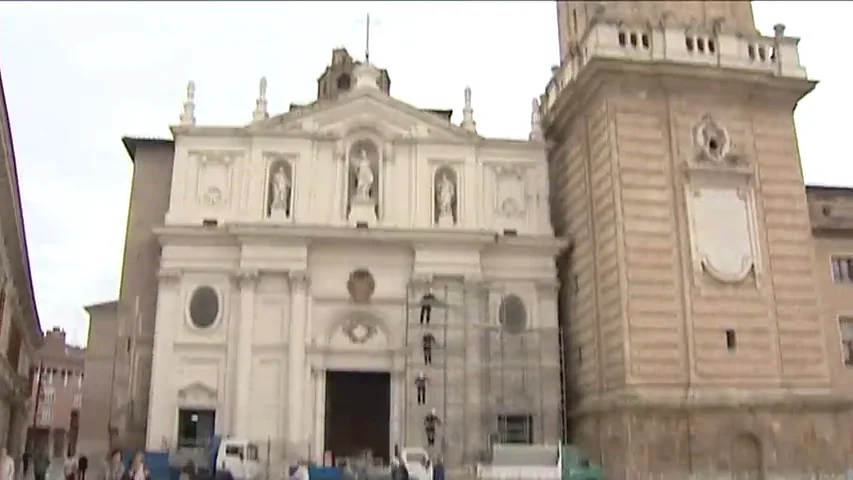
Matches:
[146,64,566,465]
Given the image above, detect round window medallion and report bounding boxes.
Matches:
[498,295,528,334]
[188,286,220,328]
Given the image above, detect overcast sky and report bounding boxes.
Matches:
[0,1,849,346]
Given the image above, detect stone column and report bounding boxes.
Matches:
[234,269,258,438]
[287,270,310,458]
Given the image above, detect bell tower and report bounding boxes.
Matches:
[316,47,391,101]
[546,1,848,478]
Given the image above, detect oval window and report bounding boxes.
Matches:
[498,295,527,334]
[188,286,220,328]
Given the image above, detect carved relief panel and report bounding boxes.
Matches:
[683,114,759,285]
[190,150,242,211]
[493,164,529,219]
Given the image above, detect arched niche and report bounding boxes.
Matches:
[266,158,294,219]
[346,138,382,218]
[433,165,459,226]
[497,294,528,334]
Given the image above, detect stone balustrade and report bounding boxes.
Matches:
[541,20,808,117]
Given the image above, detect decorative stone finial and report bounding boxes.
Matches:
[353,62,381,91]
[180,81,196,126]
[773,23,786,37]
[253,76,269,123]
[529,98,543,142]
[461,86,477,133]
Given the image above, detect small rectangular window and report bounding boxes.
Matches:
[839,317,853,366]
[831,256,853,283]
[497,414,534,444]
[725,329,737,350]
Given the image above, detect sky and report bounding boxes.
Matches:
[0,1,850,347]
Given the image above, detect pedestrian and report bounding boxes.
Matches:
[32,446,50,480]
[123,452,149,480]
[21,450,30,479]
[103,450,124,480]
[419,291,436,325]
[179,460,196,480]
[432,455,445,480]
[422,332,436,366]
[78,455,89,480]
[423,408,442,447]
[0,447,14,480]
[415,372,428,405]
[64,452,78,480]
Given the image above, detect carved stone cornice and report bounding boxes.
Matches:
[157,268,183,284]
[534,278,560,294]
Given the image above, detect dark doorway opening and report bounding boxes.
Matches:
[324,370,390,464]
[177,408,216,448]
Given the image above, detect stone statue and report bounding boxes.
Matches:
[187,81,195,102]
[436,173,455,217]
[259,76,267,99]
[354,150,374,201]
[271,165,291,209]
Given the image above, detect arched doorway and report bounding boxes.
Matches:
[730,432,763,480]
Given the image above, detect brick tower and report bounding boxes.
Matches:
[546,1,852,478]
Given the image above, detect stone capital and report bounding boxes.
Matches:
[236,269,259,285]
[288,269,310,287]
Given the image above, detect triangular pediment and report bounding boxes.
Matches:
[248,88,477,142]
[177,380,218,404]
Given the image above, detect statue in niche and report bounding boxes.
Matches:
[347,140,380,225]
[354,149,375,201]
[267,161,292,218]
[434,168,457,227]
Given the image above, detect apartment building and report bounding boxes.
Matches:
[26,327,84,457]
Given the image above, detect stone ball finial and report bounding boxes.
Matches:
[773,23,786,37]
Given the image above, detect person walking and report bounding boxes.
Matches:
[0,447,15,480]
[123,452,149,480]
[21,451,30,479]
[78,455,89,480]
[32,447,49,480]
[102,450,124,480]
[64,452,78,480]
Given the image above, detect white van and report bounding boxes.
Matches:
[217,439,262,480]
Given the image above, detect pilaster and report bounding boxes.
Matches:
[146,267,182,449]
[234,269,259,438]
[287,269,310,458]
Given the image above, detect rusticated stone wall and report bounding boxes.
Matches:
[574,402,853,479]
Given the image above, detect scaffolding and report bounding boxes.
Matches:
[400,277,563,468]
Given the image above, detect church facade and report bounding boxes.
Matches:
[143,50,564,465]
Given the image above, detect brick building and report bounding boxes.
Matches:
[27,327,85,458]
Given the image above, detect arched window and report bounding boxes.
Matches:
[498,294,527,334]
[337,74,352,92]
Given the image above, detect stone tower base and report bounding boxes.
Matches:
[571,390,853,480]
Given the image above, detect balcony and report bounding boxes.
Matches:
[541,20,808,118]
